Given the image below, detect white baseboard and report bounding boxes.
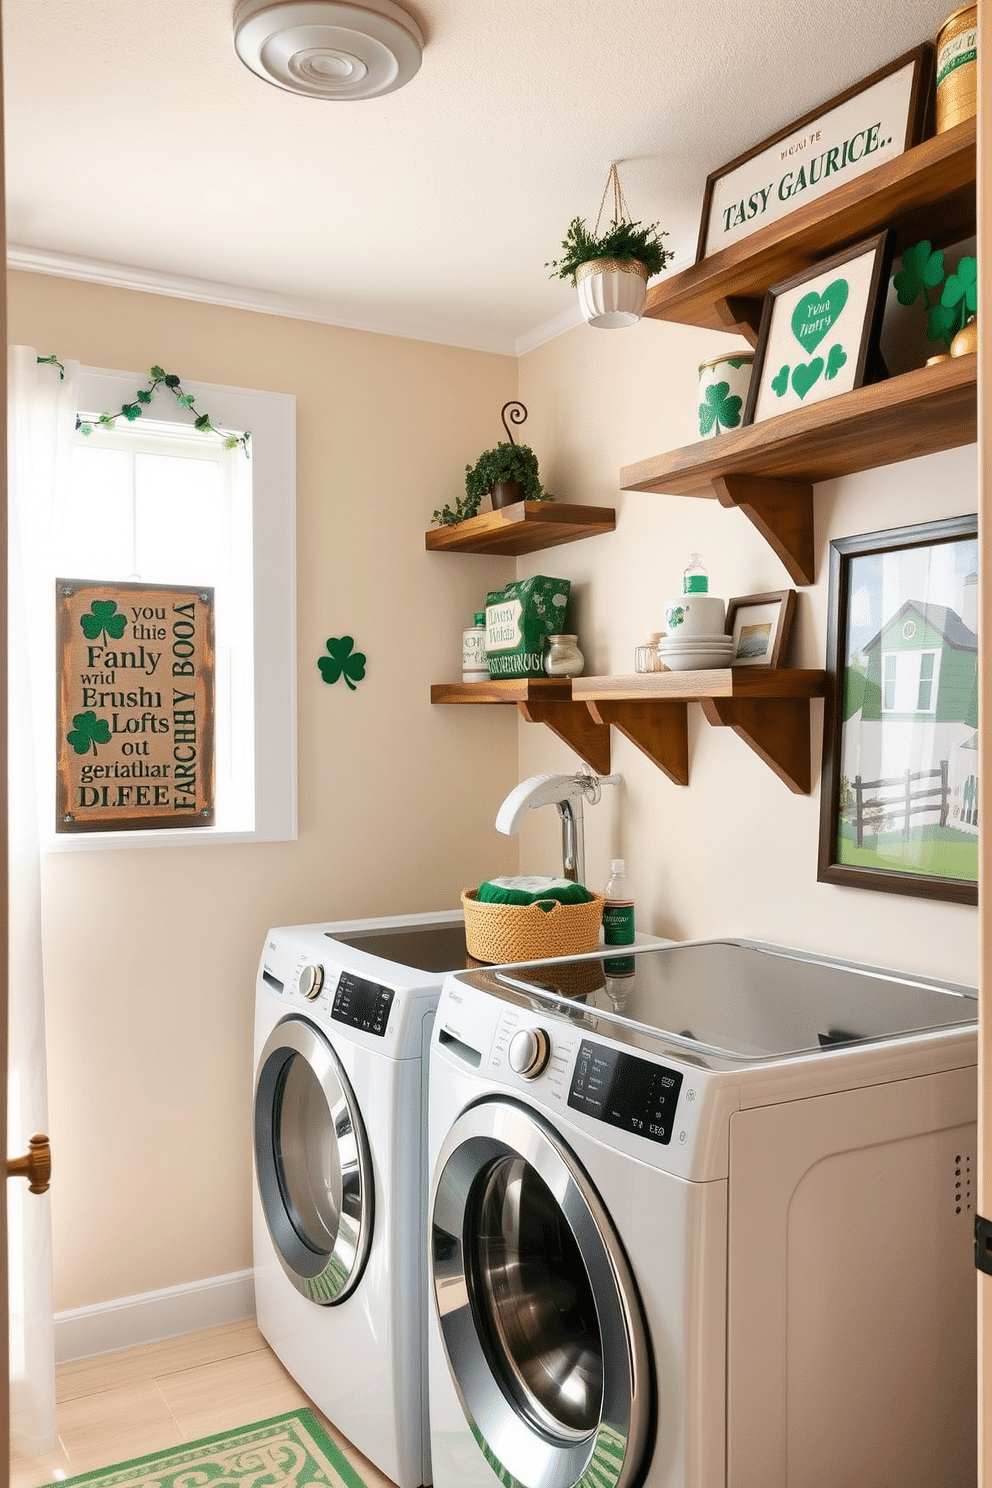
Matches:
[55,1270,255,1363]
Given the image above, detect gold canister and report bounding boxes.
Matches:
[935,3,978,133]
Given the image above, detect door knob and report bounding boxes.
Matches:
[6,1134,51,1193]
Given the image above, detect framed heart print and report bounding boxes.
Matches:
[744,232,893,425]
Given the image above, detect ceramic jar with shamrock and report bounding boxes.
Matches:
[697,353,754,438]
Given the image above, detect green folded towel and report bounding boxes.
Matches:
[477,875,594,907]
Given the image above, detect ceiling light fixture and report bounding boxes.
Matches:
[233,0,424,100]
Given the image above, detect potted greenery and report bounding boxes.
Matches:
[431,443,551,527]
[431,403,553,527]
[548,214,674,328]
[466,440,552,509]
[547,164,674,329]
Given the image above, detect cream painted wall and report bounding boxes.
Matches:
[518,313,979,987]
[7,270,524,1310]
[5,251,980,1313]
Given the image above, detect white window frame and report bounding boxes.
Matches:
[49,366,297,850]
[880,647,941,716]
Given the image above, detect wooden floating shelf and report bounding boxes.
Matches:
[626,120,977,586]
[430,679,573,705]
[621,358,977,495]
[644,117,976,341]
[425,501,616,556]
[620,357,977,586]
[432,669,825,792]
[572,669,825,700]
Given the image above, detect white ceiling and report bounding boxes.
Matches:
[3,0,955,355]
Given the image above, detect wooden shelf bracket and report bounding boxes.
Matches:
[714,294,765,347]
[518,700,612,775]
[713,472,815,586]
[699,695,813,793]
[586,700,689,785]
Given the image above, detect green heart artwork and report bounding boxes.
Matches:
[791,358,824,400]
[791,278,849,353]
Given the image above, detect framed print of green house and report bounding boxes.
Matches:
[818,514,979,904]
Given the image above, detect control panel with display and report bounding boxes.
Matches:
[331,971,394,1037]
[567,1038,682,1144]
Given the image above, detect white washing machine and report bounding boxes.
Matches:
[253,909,474,1488]
[427,939,978,1488]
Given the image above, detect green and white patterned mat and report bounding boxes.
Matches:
[39,1409,369,1488]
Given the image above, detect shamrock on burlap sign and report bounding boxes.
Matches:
[747,232,890,426]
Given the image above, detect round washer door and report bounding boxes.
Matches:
[254,1015,373,1305]
[431,1098,651,1488]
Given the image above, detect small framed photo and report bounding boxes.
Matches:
[817,514,978,904]
[743,232,892,426]
[726,589,797,668]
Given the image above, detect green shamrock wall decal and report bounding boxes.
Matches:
[698,380,743,435]
[66,710,111,757]
[79,599,127,643]
[318,636,367,690]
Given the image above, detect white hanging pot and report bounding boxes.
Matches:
[575,257,648,328]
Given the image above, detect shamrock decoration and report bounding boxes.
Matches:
[80,599,127,643]
[73,364,251,454]
[66,710,111,757]
[318,636,367,690]
[825,343,848,380]
[698,380,743,436]
[893,240,978,351]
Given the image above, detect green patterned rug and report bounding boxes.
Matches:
[41,1410,369,1488]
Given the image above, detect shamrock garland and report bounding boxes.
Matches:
[36,356,251,455]
[892,242,977,352]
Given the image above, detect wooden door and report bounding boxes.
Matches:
[1,10,10,1479]
[978,15,990,1486]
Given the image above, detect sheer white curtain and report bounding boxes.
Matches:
[7,346,79,1455]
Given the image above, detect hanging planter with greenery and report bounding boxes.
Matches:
[547,163,674,329]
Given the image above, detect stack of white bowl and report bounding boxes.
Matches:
[660,593,733,671]
[658,633,734,671]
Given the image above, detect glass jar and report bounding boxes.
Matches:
[544,634,584,678]
[634,632,664,672]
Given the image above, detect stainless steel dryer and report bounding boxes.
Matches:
[427,939,978,1488]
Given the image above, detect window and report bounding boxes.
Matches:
[881,648,940,715]
[51,367,297,847]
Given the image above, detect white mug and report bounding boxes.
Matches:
[663,594,726,637]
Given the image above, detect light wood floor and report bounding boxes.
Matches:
[9,1319,397,1488]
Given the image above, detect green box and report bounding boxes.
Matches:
[485,576,571,679]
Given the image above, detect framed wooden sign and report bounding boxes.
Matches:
[57,579,215,832]
[696,45,933,261]
[743,232,892,425]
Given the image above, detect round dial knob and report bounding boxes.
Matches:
[299,964,324,1001]
[508,1027,550,1079]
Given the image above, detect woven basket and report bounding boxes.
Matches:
[461,888,604,964]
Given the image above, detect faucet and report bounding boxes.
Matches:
[495,770,621,885]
